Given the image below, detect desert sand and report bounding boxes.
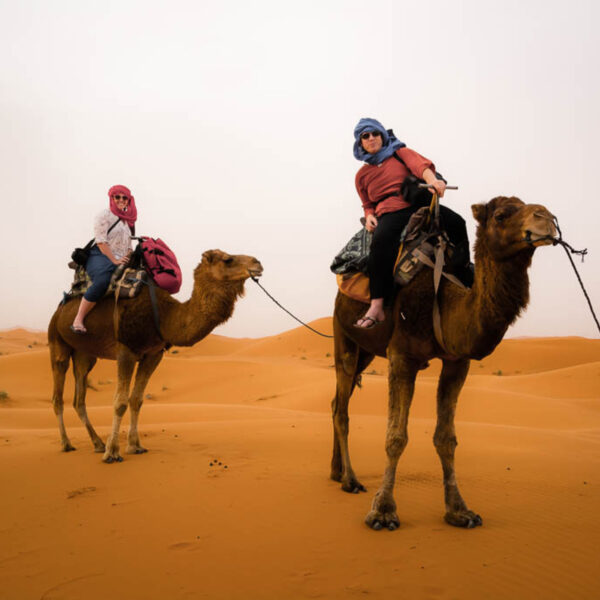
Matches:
[0,323,599,599]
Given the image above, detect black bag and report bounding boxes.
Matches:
[330,227,372,275]
[70,218,121,267]
[393,151,446,208]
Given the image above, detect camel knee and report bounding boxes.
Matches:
[129,397,143,412]
[74,404,89,421]
[333,412,349,436]
[115,402,128,417]
[386,431,408,457]
[434,430,457,456]
[52,396,65,414]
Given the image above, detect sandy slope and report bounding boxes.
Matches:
[0,323,599,600]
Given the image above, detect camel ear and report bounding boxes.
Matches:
[202,250,214,264]
[471,204,487,224]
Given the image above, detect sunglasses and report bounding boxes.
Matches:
[361,131,382,140]
[113,195,129,201]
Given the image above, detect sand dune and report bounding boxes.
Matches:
[0,323,599,599]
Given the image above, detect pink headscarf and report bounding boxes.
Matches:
[108,184,138,230]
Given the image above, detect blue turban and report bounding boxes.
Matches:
[353,117,405,165]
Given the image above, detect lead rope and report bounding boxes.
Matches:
[250,276,334,338]
[551,218,600,335]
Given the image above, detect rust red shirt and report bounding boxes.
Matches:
[355,147,435,217]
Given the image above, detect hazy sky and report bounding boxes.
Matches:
[1,0,599,339]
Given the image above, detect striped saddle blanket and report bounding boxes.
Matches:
[65,265,148,301]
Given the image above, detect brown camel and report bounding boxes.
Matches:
[331,196,557,530]
[48,249,263,463]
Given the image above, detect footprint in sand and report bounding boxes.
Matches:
[66,486,96,499]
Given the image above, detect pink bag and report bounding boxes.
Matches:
[140,237,182,294]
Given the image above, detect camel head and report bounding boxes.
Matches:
[197,249,263,282]
[471,196,557,260]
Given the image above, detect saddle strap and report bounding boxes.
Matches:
[411,248,467,289]
[431,241,447,352]
[112,268,127,341]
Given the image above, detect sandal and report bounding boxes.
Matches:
[70,324,87,335]
[353,315,381,329]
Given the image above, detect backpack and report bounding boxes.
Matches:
[392,152,447,207]
[139,237,182,294]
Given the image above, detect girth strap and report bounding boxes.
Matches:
[112,271,163,343]
[146,278,163,340]
[431,240,447,352]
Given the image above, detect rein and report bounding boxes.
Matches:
[545,217,599,335]
[250,276,334,339]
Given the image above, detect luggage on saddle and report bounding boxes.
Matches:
[63,265,148,304]
[330,228,372,304]
[393,206,466,289]
[331,205,465,304]
[139,237,182,294]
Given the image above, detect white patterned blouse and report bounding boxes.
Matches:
[93,209,132,260]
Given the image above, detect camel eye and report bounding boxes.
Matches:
[494,210,508,223]
[223,257,234,265]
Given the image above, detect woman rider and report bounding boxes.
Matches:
[70,184,137,334]
[353,117,471,329]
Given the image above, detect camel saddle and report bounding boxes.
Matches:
[334,206,465,305]
[62,265,148,304]
[393,206,464,289]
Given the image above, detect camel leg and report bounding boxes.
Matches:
[365,352,419,531]
[434,358,482,528]
[103,345,137,464]
[331,323,374,493]
[71,351,105,452]
[126,351,164,454]
[50,341,74,452]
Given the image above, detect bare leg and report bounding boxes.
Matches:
[126,352,164,454]
[50,342,73,452]
[103,345,137,463]
[331,321,374,492]
[72,298,96,332]
[365,352,419,530]
[72,351,105,452]
[355,298,385,328]
[434,358,482,528]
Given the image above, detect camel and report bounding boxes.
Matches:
[48,249,263,463]
[330,196,557,530]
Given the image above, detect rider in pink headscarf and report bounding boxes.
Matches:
[70,185,138,334]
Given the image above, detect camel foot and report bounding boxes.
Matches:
[365,509,400,531]
[93,443,106,453]
[62,443,76,452]
[103,455,124,463]
[341,477,367,494]
[126,446,148,455]
[444,510,482,529]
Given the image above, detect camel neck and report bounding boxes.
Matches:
[455,242,533,359]
[163,271,245,347]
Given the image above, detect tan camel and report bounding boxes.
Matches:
[48,249,263,463]
[331,196,556,530]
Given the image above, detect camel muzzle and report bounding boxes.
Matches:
[522,210,557,246]
[523,229,557,246]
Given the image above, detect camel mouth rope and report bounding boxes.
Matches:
[250,277,334,339]
[548,216,600,335]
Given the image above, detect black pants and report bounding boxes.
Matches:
[368,205,470,300]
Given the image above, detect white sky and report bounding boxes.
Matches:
[1,0,598,339]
